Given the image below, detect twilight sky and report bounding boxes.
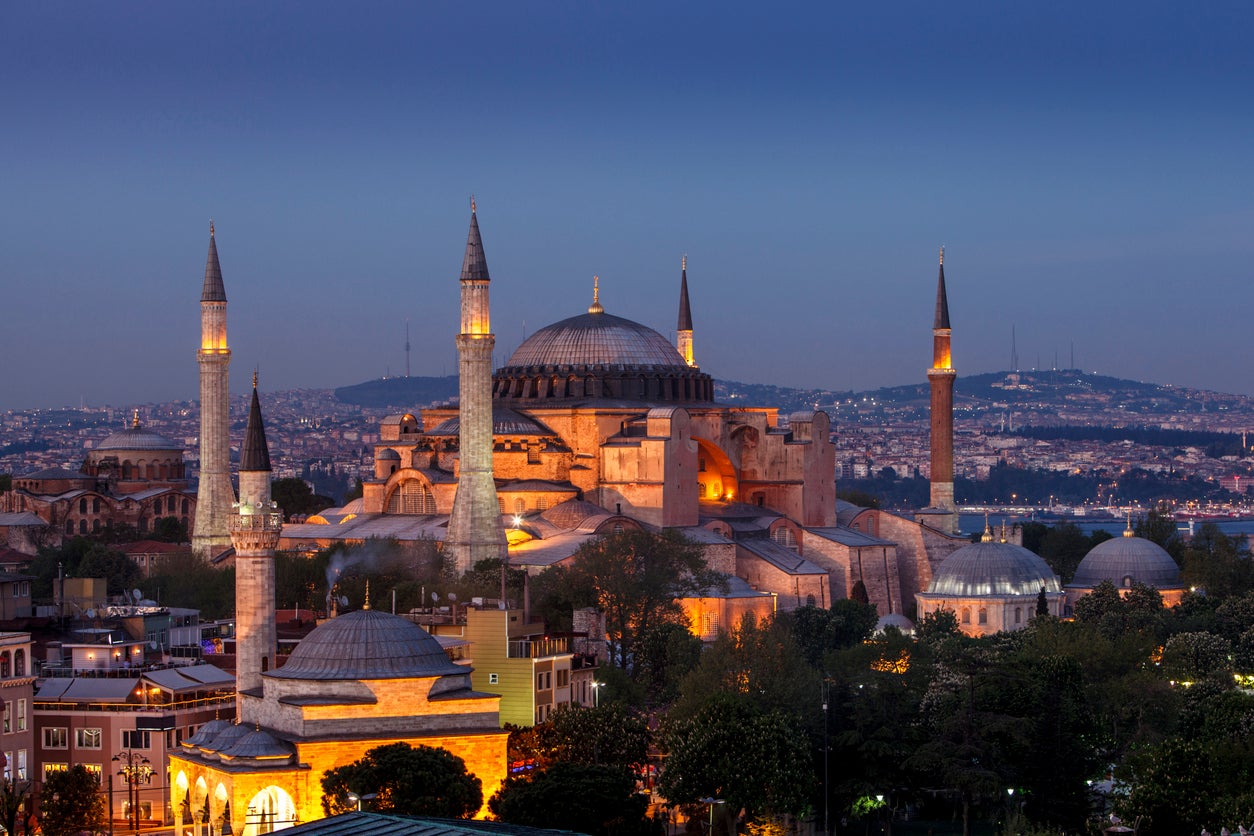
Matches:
[2,2,1253,410]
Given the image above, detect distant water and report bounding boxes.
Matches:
[957,513,1254,540]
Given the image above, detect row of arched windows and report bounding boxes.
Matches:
[0,649,27,678]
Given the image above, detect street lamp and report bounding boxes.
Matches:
[698,797,724,835]
[112,750,151,834]
[346,791,377,811]
[591,680,603,708]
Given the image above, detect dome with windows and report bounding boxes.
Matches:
[97,424,181,452]
[493,307,713,404]
[926,540,1061,597]
[1070,532,1181,589]
[267,607,465,681]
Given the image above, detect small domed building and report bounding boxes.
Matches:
[916,525,1065,636]
[3,412,196,540]
[1064,522,1187,611]
[168,605,507,832]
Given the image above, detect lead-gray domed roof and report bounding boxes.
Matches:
[1070,534,1181,589]
[267,608,465,681]
[97,426,181,452]
[504,311,687,369]
[927,541,1061,597]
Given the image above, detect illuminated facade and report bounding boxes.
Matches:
[192,223,236,558]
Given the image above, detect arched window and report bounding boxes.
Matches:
[806,594,817,607]
[79,498,87,514]
[514,498,526,514]
[0,652,9,678]
[14,650,24,677]
[771,527,798,551]
[978,608,988,625]
[386,480,436,515]
[961,608,971,625]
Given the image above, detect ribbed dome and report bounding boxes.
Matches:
[928,541,1061,597]
[267,608,465,680]
[876,613,916,634]
[97,426,180,452]
[1071,535,1181,589]
[183,719,230,749]
[219,728,293,760]
[505,311,686,369]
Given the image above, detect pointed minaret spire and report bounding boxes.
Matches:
[934,246,950,330]
[240,376,271,473]
[676,255,695,367]
[202,221,227,303]
[460,199,490,283]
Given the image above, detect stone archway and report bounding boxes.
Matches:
[244,785,297,834]
[695,438,738,501]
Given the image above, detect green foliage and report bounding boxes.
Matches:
[40,765,106,836]
[671,614,820,730]
[140,552,235,619]
[1135,506,1183,556]
[531,703,650,769]
[778,602,878,668]
[1072,580,1165,639]
[915,608,960,642]
[30,537,141,598]
[271,477,335,519]
[0,473,11,493]
[151,515,189,543]
[633,621,703,707]
[320,742,482,818]
[1180,524,1254,599]
[836,488,880,509]
[561,529,724,672]
[489,763,649,836]
[660,693,813,819]
[1034,521,1106,584]
[1122,737,1225,834]
[1160,631,1232,682]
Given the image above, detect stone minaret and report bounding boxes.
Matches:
[677,255,695,367]
[446,202,506,574]
[231,375,281,701]
[928,247,958,532]
[192,223,235,558]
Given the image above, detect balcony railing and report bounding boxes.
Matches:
[507,636,571,659]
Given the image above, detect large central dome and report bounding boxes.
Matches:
[494,306,714,404]
[267,608,465,680]
[506,311,686,368]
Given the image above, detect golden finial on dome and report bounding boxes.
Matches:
[1124,510,1135,537]
[363,579,371,610]
[1000,520,1008,543]
[981,513,993,542]
[132,409,140,429]
[588,275,604,315]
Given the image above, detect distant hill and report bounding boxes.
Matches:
[334,376,458,409]
[335,370,1254,420]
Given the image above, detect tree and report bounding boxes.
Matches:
[1160,631,1232,683]
[561,530,724,672]
[321,743,482,818]
[489,763,649,835]
[915,608,959,643]
[532,703,650,769]
[40,765,106,836]
[779,602,878,669]
[1035,587,1049,617]
[152,515,189,543]
[633,621,703,707]
[271,477,335,520]
[660,693,813,822]
[0,777,31,836]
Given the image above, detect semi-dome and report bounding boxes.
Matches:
[267,608,465,681]
[505,311,686,369]
[1070,533,1181,589]
[927,540,1061,597]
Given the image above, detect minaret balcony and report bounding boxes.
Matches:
[230,502,283,535]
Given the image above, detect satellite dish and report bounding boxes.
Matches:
[148,641,158,650]
[85,609,96,619]
[338,595,349,607]
[447,593,457,602]
[132,588,143,601]
[431,593,440,603]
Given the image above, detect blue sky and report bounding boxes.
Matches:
[2,1,1252,410]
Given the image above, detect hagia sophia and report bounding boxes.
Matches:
[0,206,1189,833]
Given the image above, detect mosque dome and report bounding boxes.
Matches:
[182,719,231,750]
[97,424,180,452]
[927,540,1061,597]
[1070,533,1181,589]
[375,448,401,461]
[506,311,686,369]
[266,608,465,681]
[875,613,916,634]
[494,306,714,404]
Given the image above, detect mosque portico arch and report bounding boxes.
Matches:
[695,437,738,501]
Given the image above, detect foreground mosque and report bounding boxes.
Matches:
[280,207,974,619]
